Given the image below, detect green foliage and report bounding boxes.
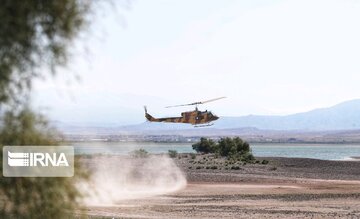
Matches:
[192,137,255,163]
[0,1,100,218]
[0,0,92,104]
[261,160,269,165]
[0,108,60,145]
[190,153,196,159]
[192,137,217,153]
[130,148,149,158]
[168,150,177,158]
[218,137,250,157]
[241,152,255,162]
[0,108,88,218]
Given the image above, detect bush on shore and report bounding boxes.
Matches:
[168,150,178,158]
[192,137,255,162]
[192,137,217,154]
[130,148,149,158]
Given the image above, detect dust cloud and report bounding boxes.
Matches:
[79,155,187,206]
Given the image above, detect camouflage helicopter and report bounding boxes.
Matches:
[144,97,225,127]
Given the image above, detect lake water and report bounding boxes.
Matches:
[72,142,360,161]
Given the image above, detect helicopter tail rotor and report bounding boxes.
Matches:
[144,106,157,121]
[144,105,147,114]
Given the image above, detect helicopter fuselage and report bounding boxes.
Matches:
[145,108,219,125]
[143,97,225,126]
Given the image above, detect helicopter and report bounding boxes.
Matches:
[144,97,225,127]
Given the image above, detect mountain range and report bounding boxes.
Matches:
[59,99,360,135]
[120,99,360,131]
[214,99,360,130]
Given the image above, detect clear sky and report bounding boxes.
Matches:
[33,0,360,126]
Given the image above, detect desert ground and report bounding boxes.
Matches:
[80,155,360,218]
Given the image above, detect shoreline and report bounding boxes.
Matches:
[73,142,360,161]
[69,140,360,144]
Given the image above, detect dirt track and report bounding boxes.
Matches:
[81,156,360,218]
[84,180,360,218]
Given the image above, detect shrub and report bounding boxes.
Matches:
[210,165,218,170]
[241,152,255,163]
[130,148,149,158]
[217,137,236,157]
[168,150,178,158]
[192,137,255,163]
[192,137,217,153]
[218,137,251,157]
[190,153,196,159]
[261,160,269,165]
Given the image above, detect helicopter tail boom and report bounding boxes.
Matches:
[144,106,186,123]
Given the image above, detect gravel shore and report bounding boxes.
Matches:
[82,154,360,218]
[175,154,360,182]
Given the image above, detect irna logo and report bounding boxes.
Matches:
[3,146,74,177]
[8,151,69,167]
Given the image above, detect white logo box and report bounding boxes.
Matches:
[3,146,74,177]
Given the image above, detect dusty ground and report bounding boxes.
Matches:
[81,155,360,218]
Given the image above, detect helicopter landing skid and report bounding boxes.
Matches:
[194,123,214,128]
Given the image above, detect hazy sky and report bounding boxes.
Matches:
[33,0,360,125]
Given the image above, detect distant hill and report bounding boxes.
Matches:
[214,99,360,130]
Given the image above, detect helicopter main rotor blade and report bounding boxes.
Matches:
[199,96,226,104]
[165,103,195,108]
[165,96,226,108]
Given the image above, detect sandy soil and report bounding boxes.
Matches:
[81,155,360,218]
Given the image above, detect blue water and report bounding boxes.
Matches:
[251,144,360,160]
[72,142,360,161]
